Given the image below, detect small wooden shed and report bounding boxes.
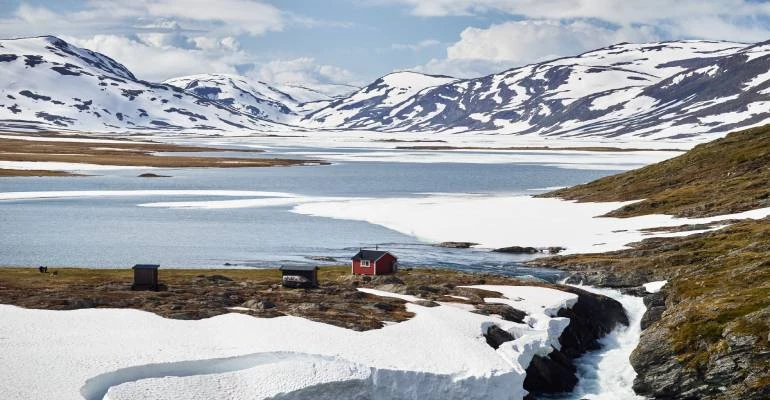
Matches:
[132,264,160,290]
[351,250,398,276]
[279,265,318,288]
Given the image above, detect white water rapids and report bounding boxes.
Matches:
[552,286,647,400]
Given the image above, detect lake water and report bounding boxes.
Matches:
[0,147,623,280]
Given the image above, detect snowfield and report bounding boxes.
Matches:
[292,194,770,254]
[0,285,580,400]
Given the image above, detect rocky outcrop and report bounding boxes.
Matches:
[436,241,478,248]
[493,246,540,254]
[556,286,629,357]
[631,290,770,400]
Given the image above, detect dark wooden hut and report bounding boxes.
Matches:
[132,264,160,290]
[279,265,318,288]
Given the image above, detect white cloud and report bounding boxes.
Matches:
[391,39,442,51]
[446,20,657,65]
[66,35,247,81]
[254,57,357,85]
[410,19,659,78]
[384,0,770,42]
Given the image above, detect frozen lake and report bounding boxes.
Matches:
[0,144,652,278]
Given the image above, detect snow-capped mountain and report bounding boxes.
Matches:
[302,40,770,139]
[302,71,458,129]
[163,74,359,123]
[5,36,770,140]
[0,36,279,132]
[164,73,301,122]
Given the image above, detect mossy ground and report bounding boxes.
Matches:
[0,266,537,331]
[541,124,770,218]
[534,125,770,396]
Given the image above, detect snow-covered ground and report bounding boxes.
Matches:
[0,285,580,400]
[292,194,770,254]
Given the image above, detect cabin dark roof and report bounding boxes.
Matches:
[132,264,160,270]
[279,265,319,271]
[351,250,394,261]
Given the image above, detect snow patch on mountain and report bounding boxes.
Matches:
[0,36,279,133]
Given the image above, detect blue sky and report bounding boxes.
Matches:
[2,0,770,85]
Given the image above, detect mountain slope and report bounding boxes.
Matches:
[302,71,459,129]
[164,73,300,122]
[0,36,278,132]
[532,125,770,399]
[303,40,770,140]
[543,124,770,217]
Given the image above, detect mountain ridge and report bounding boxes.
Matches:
[4,35,770,142]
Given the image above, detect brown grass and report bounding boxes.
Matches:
[0,137,324,176]
[394,145,684,152]
[541,124,770,218]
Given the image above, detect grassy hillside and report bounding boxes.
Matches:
[535,125,770,398]
[542,124,770,218]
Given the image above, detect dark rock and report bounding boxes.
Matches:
[547,246,566,254]
[138,173,170,178]
[413,300,439,307]
[524,350,579,394]
[493,246,540,254]
[373,302,396,312]
[556,286,629,358]
[484,325,514,349]
[565,270,653,288]
[477,304,527,323]
[436,241,478,248]
[640,306,666,330]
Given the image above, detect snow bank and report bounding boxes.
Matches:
[0,161,149,171]
[0,190,298,201]
[292,194,770,254]
[643,281,668,294]
[0,283,582,400]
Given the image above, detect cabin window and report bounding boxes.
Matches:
[361,260,371,267]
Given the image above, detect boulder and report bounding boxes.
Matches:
[484,325,514,349]
[476,304,527,323]
[556,286,629,357]
[493,246,540,254]
[523,350,578,393]
[436,242,478,248]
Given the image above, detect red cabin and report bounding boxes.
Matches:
[351,250,398,275]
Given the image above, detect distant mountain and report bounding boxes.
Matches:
[302,40,770,140]
[301,71,459,129]
[0,36,279,132]
[163,74,359,122]
[5,36,770,141]
[164,73,300,122]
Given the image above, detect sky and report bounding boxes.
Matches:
[2,0,770,86]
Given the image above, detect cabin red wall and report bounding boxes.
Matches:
[352,254,397,275]
[376,253,396,274]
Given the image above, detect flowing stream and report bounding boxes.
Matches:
[552,286,646,400]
